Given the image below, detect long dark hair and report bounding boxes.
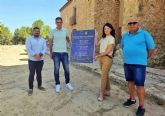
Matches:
[102,23,115,38]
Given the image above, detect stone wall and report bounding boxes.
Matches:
[119,0,139,33]
[60,0,165,68]
[60,0,95,37]
[137,0,165,68]
[94,0,121,43]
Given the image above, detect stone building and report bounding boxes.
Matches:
[60,0,165,68]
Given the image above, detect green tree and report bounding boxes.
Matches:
[13,27,32,44]
[0,24,12,45]
[13,28,20,44]
[1,19,51,45]
[0,24,3,44]
[41,25,51,40]
[32,19,44,29]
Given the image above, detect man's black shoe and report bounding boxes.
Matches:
[136,106,145,116]
[38,86,46,91]
[123,98,136,107]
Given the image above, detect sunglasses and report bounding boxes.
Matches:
[128,22,138,25]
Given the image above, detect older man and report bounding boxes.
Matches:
[121,16,155,116]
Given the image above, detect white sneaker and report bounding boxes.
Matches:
[55,84,61,93]
[66,83,74,91]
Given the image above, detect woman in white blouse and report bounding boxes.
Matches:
[95,23,116,101]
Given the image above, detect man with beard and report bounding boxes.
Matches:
[26,27,47,96]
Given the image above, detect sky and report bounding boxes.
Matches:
[0,0,67,33]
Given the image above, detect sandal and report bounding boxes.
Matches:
[97,93,104,101]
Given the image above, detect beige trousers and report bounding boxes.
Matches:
[99,56,113,93]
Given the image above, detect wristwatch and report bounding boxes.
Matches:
[39,53,43,57]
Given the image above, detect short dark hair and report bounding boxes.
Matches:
[55,17,63,22]
[33,27,40,30]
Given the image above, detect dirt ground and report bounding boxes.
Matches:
[0,45,164,116]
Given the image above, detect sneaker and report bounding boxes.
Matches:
[123,98,136,107]
[28,89,33,96]
[55,84,61,93]
[136,106,145,116]
[66,83,74,91]
[38,86,46,91]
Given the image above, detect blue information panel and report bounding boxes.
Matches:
[70,29,96,63]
